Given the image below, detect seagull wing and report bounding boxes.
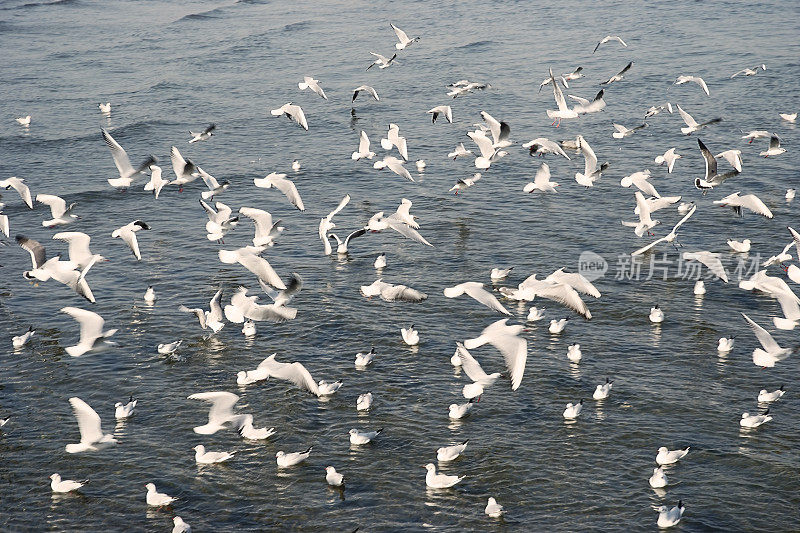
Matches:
[61,307,105,346]
[467,131,496,159]
[480,111,502,144]
[487,334,527,390]
[358,131,371,154]
[462,282,511,315]
[677,105,699,128]
[52,232,91,263]
[547,269,601,298]
[455,342,493,383]
[387,219,433,246]
[236,252,287,289]
[580,137,598,176]
[188,391,238,426]
[269,361,320,396]
[380,284,428,302]
[534,281,591,318]
[740,194,773,218]
[672,204,697,231]
[390,23,409,42]
[631,235,670,256]
[102,129,135,178]
[68,397,104,444]
[272,175,305,211]
[741,313,782,352]
[386,158,413,181]
[36,194,67,218]
[198,167,220,190]
[683,251,728,282]
[16,234,46,268]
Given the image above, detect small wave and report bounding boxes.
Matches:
[173,2,237,23]
[3,0,79,10]
[282,20,311,32]
[456,40,495,50]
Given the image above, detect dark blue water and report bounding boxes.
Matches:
[1,0,799,530]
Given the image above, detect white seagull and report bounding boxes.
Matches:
[574,135,608,187]
[187,391,247,435]
[654,148,681,173]
[37,194,78,227]
[631,204,696,256]
[741,313,793,367]
[60,307,117,357]
[254,172,305,211]
[599,61,633,85]
[366,52,396,70]
[390,23,418,49]
[50,473,87,493]
[188,123,215,143]
[463,319,527,390]
[239,207,283,248]
[454,342,500,399]
[270,103,308,130]
[102,129,156,189]
[0,177,33,208]
[298,76,327,99]
[443,282,511,315]
[760,135,785,157]
[593,35,627,53]
[170,146,199,191]
[523,162,559,193]
[673,75,710,95]
[111,220,150,260]
[65,397,117,453]
[179,288,226,334]
[677,104,722,135]
[713,192,772,219]
[352,85,379,102]
[352,131,376,160]
[424,463,464,488]
[427,105,453,124]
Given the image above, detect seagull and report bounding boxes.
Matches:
[566,343,581,362]
[357,392,373,411]
[761,241,793,267]
[563,399,584,419]
[569,89,606,114]
[258,353,340,397]
[390,23,418,49]
[236,414,275,440]
[37,194,78,227]
[194,444,234,464]
[655,501,685,528]
[224,286,297,324]
[417,159,426,170]
[740,410,772,428]
[60,307,117,357]
[98,102,111,114]
[523,138,570,159]
[593,35,627,53]
[380,123,409,160]
[437,440,468,462]
[102,129,156,189]
[172,517,191,533]
[760,135,786,157]
[600,61,633,85]
[111,220,150,260]
[179,289,225,335]
[352,85,379,102]
[779,112,797,123]
[114,396,136,419]
[485,498,505,518]
[463,319,527,390]
[500,273,594,318]
[448,142,473,160]
[50,473,87,493]
[682,251,728,282]
[15,115,31,126]
[427,105,453,124]
[352,131,376,160]
[200,200,238,242]
[365,210,432,246]
[425,463,464,488]
[366,52,396,70]
[328,229,367,255]
[741,313,793,367]
[649,467,668,489]
[741,130,770,143]
[787,189,796,200]
[645,102,673,118]
[758,386,785,403]
[188,123,215,143]
[325,466,344,486]
[631,204,696,256]
[574,135,608,187]
[298,76,327,99]
[527,307,546,321]
[52,231,104,268]
[145,483,177,506]
[491,267,514,281]
[355,347,376,367]
[454,342,500,399]
[187,391,247,435]
[239,207,283,248]
[673,75,710,95]
[677,104,722,135]
[373,156,413,181]
[449,172,482,194]
[620,170,659,197]
[523,163,559,194]
[654,148,681,173]
[318,194,352,254]
[253,172,304,210]
[731,64,766,77]
[718,337,734,352]
[170,146,199,191]
[443,282,511,315]
[656,446,689,465]
[276,447,312,467]
[143,164,170,199]
[270,103,308,130]
[649,305,664,323]
[198,167,229,201]
[466,130,502,169]
[360,279,428,302]
[401,324,419,345]
[0,177,33,208]
[612,123,647,139]
[546,68,578,126]
[728,239,751,253]
[593,378,613,400]
[157,340,182,355]
[549,318,568,333]
[694,139,739,191]
[12,326,35,349]
[65,397,117,453]
[713,192,773,219]
[349,427,382,445]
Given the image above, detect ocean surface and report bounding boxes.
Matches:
[1,0,800,530]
